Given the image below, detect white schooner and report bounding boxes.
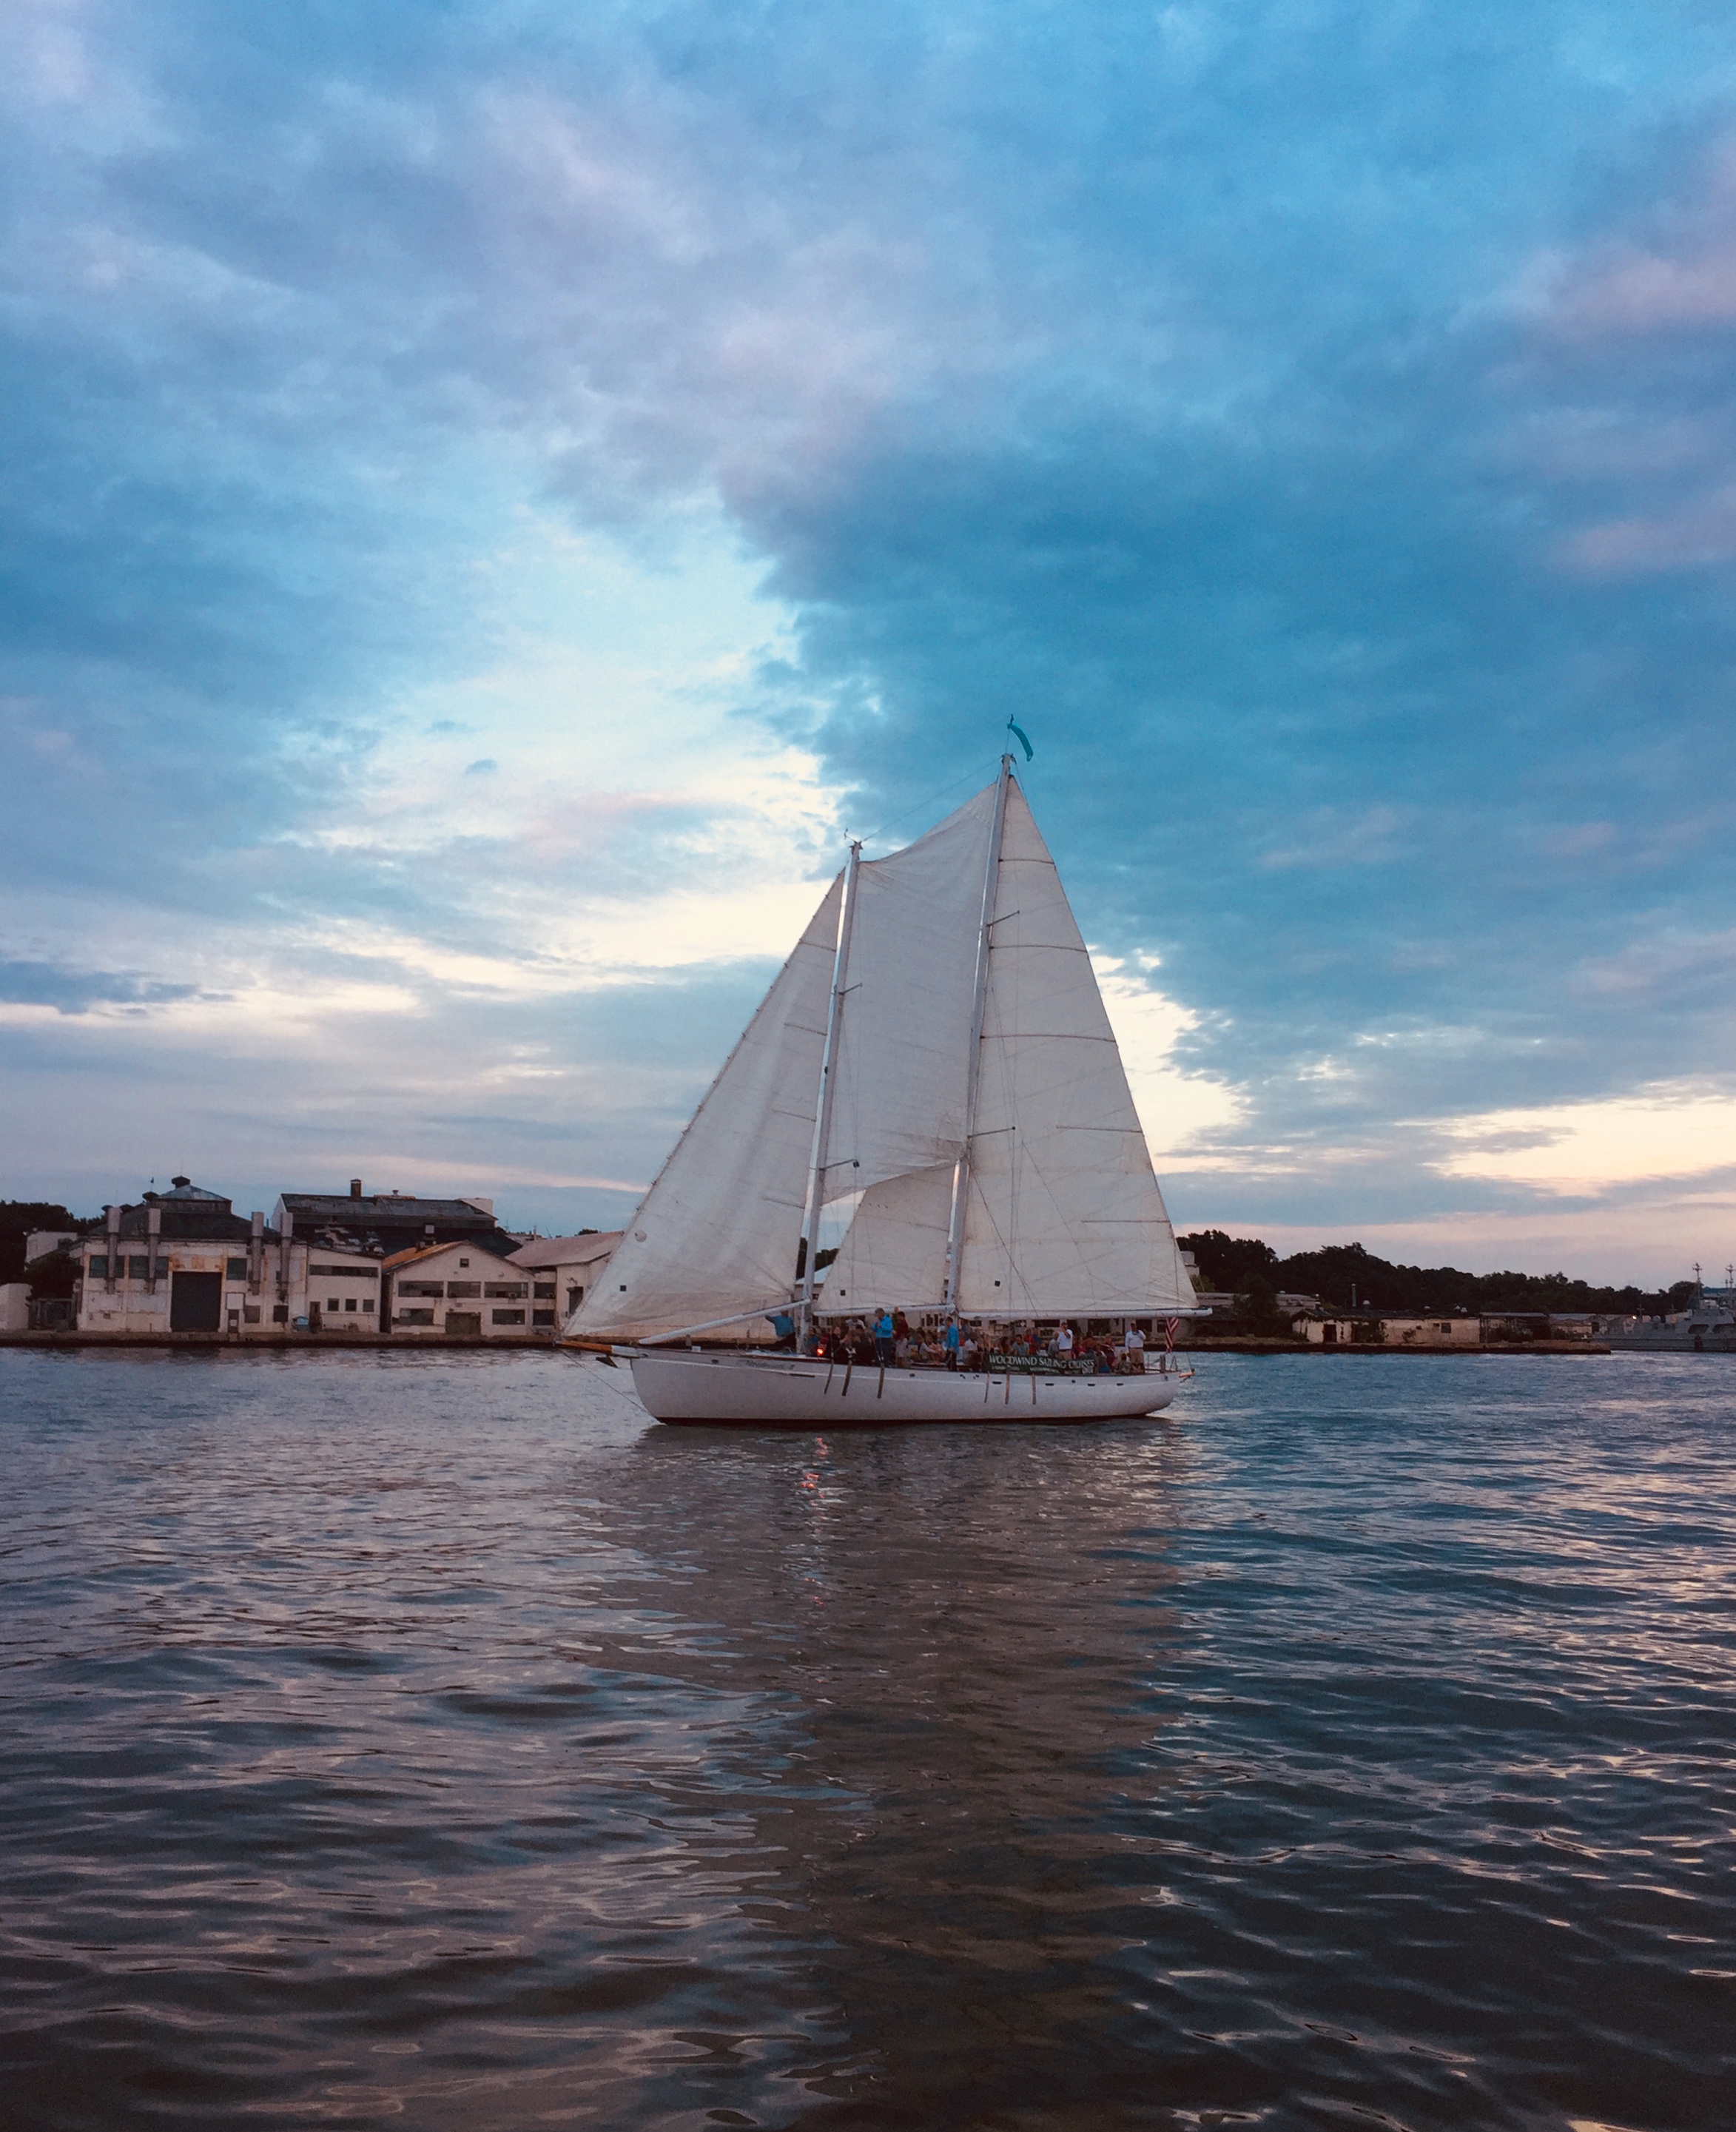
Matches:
[568,756,1200,1423]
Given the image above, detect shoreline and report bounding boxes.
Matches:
[0,1331,569,1352]
[1,1332,1617,1357]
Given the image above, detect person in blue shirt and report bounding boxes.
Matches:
[873,1308,895,1365]
[770,1311,795,1349]
[943,1320,960,1370]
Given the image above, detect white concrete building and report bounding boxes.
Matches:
[507,1231,623,1328]
[75,1177,383,1337]
[383,1236,545,1338]
[1301,1315,1480,1347]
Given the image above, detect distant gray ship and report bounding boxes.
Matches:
[1602,1293,1736,1353]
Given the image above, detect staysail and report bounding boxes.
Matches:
[568,874,844,1342]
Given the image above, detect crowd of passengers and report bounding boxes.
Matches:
[781,1308,1157,1373]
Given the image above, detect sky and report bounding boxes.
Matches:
[4,0,1736,1285]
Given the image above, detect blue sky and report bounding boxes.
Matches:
[4,0,1736,1282]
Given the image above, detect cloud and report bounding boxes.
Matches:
[0,959,201,1015]
[4,1,1736,1276]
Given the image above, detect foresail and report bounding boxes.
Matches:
[813,1163,953,1316]
[569,874,844,1342]
[956,786,1194,1316]
[819,784,994,1201]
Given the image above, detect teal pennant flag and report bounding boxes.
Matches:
[1006,719,1034,761]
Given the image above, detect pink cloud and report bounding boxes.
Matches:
[1552,243,1736,337]
[1561,487,1736,574]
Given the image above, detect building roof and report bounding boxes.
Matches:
[84,1182,270,1243]
[275,1190,511,1258]
[508,1230,622,1272]
[278,1192,503,1226]
[382,1232,523,1274]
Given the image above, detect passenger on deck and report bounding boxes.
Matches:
[943,1321,960,1371]
[1123,1322,1146,1372]
[1054,1323,1075,1359]
[873,1308,895,1365]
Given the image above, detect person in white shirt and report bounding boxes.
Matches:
[1054,1322,1074,1357]
[1123,1322,1146,1371]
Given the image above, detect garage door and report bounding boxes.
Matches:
[169,1271,223,1333]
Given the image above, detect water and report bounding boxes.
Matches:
[1,1348,1731,2132]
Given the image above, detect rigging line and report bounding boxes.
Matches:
[848,754,1006,853]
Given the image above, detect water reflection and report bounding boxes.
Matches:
[591,1420,1194,2124]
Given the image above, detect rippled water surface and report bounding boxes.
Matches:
[1,1348,1732,2131]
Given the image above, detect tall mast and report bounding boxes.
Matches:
[942,753,1015,1320]
[795,838,863,1345]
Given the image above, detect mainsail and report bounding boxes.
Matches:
[569,761,1194,1343]
[821,779,1194,1318]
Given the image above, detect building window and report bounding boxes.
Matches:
[397,1310,435,1327]
[361,1297,374,1311]
[88,1256,108,1279]
[446,1281,480,1299]
[458,1257,470,1268]
[226,1257,248,1279]
[484,1282,528,1299]
[272,1305,289,1324]
[398,1282,444,1297]
[127,1255,151,1280]
[345,1298,357,1312]
[328,1298,340,1311]
[532,1309,556,1327]
[491,1308,526,1326]
[533,1284,556,1300]
[243,1305,261,1325]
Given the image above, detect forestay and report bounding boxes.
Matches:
[568,875,844,1342]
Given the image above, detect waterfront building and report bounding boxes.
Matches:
[75,1179,283,1336]
[1300,1314,1481,1347]
[383,1234,543,1338]
[272,1183,512,1258]
[507,1231,624,1327]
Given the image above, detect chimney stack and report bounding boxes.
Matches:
[105,1204,121,1293]
[350,1178,363,1199]
[146,1203,162,1294]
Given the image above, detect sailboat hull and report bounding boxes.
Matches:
[620,1348,1181,1425]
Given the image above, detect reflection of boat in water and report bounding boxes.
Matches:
[569,756,1199,1424]
[1602,1295,1736,1353]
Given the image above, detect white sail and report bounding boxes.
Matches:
[569,874,844,1342]
[818,784,995,1200]
[816,1163,954,1315]
[820,781,1192,1319]
[958,784,1194,1315]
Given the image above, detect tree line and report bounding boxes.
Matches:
[1179,1229,1696,1321]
